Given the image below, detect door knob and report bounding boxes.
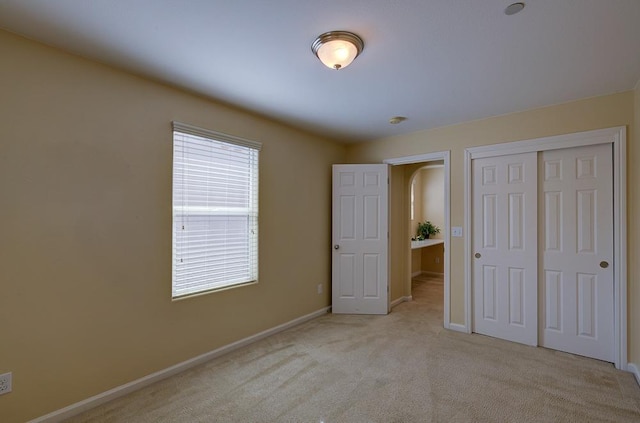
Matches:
[600,261,609,269]
[475,253,481,259]
[334,245,340,250]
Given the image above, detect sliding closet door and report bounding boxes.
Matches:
[539,144,614,362]
[472,152,538,346]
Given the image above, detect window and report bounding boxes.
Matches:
[172,122,260,298]
[410,180,415,220]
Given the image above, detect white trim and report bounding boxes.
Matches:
[464,126,627,369]
[29,307,330,423]
[466,126,619,159]
[384,151,447,165]
[448,323,468,333]
[382,151,452,331]
[613,128,628,370]
[464,149,472,333]
[172,121,262,150]
[628,363,640,387]
[391,296,413,308]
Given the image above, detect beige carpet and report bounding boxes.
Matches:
[67,274,640,422]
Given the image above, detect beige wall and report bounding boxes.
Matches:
[419,167,445,274]
[0,30,346,422]
[347,91,636,363]
[409,166,445,276]
[419,167,444,239]
[421,244,445,274]
[389,165,407,302]
[411,249,422,275]
[408,165,444,239]
[410,245,444,276]
[420,167,445,273]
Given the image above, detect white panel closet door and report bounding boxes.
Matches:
[540,144,614,362]
[472,152,538,346]
[332,164,389,315]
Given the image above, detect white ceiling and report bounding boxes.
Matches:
[1,0,639,143]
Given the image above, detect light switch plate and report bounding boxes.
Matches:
[451,227,463,237]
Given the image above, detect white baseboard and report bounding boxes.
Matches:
[30,306,331,423]
[412,271,444,278]
[628,363,640,387]
[390,296,412,308]
[446,323,469,333]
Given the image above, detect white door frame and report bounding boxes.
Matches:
[383,151,453,329]
[463,126,627,370]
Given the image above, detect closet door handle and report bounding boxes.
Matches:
[474,253,481,259]
[600,261,609,269]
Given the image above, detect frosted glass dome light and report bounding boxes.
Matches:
[312,31,364,70]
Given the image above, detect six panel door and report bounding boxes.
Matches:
[332,164,389,315]
[472,152,538,346]
[539,144,614,362]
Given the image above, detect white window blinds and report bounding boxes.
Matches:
[172,122,260,298]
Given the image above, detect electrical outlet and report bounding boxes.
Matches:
[317,284,323,294]
[0,372,12,395]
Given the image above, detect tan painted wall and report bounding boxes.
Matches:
[347,91,635,356]
[0,30,346,422]
[419,167,444,239]
[410,245,444,276]
[411,249,422,275]
[408,166,445,276]
[421,244,445,274]
[389,165,406,302]
[419,167,445,274]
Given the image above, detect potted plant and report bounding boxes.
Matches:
[416,221,440,240]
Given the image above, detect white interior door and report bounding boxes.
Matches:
[332,164,389,314]
[472,152,538,346]
[539,144,614,362]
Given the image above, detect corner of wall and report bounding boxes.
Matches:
[628,363,640,387]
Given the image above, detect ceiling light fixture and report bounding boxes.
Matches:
[311,31,364,70]
[389,116,407,125]
[504,2,525,15]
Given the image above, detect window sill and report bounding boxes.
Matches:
[171,280,258,301]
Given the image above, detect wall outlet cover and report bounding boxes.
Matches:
[0,372,12,395]
[451,226,463,237]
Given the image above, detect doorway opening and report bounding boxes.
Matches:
[384,151,453,328]
[409,163,445,305]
